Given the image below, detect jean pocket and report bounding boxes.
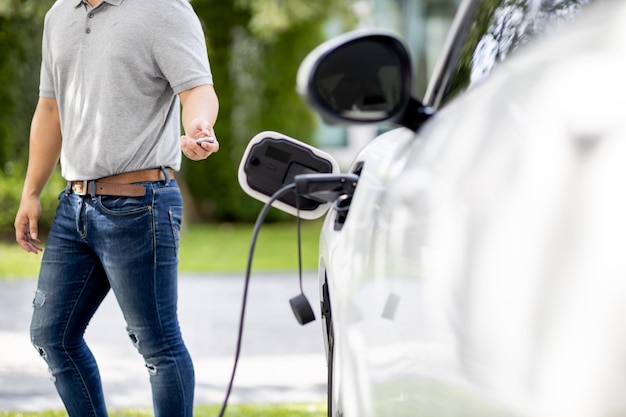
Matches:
[96,195,152,216]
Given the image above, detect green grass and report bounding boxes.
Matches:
[179,220,322,273]
[0,220,323,279]
[0,402,326,417]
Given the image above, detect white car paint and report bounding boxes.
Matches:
[320,1,626,416]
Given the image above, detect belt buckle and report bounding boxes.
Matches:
[73,180,89,196]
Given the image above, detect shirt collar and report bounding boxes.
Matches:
[74,0,124,8]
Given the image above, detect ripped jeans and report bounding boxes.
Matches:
[30,177,194,417]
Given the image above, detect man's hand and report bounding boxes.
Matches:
[180,119,219,160]
[15,196,43,254]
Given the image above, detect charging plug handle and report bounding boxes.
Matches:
[294,173,359,204]
[290,293,316,325]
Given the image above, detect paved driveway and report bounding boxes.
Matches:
[0,272,326,411]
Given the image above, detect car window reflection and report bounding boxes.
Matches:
[443,0,591,104]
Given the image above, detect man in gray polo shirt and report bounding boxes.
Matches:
[14,0,219,416]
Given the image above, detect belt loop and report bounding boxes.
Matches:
[160,166,171,185]
[89,180,97,198]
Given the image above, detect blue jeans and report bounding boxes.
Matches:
[30,177,194,417]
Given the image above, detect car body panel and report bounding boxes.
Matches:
[316,0,625,416]
[318,127,416,415]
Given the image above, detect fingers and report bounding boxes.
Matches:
[14,197,43,254]
[181,135,219,161]
[19,235,43,254]
[15,216,43,254]
[198,138,219,152]
[198,120,213,138]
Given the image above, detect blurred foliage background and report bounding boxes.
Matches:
[0,0,356,235]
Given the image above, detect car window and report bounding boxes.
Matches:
[426,0,592,108]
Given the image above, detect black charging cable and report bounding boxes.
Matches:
[217,182,297,417]
[289,189,317,325]
[296,192,304,294]
[217,172,358,416]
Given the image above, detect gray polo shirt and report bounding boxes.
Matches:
[40,0,214,180]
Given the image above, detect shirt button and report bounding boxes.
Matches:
[88,13,94,18]
[86,28,91,34]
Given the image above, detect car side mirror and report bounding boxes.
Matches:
[297,29,434,131]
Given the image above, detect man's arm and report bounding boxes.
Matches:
[179,84,220,161]
[14,97,62,253]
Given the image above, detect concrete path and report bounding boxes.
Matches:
[0,272,327,411]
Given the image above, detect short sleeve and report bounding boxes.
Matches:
[152,2,214,95]
[39,17,56,99]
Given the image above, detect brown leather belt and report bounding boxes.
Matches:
[69,168,175,197]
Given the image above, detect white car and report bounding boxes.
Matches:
[240,0,626,416]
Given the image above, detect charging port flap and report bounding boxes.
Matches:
[238,131,341,219]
